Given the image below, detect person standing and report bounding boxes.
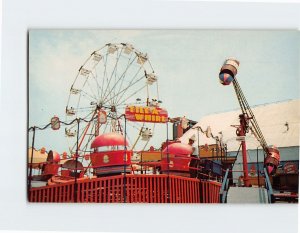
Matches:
[188,135,200,178]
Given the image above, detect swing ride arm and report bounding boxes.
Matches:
[232,79,269,154]
[219,58,280,175]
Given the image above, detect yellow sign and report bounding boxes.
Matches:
[125,106,168,123]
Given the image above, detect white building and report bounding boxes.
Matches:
[180,99,300,180]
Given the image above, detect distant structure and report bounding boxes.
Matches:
[180,99,300,183]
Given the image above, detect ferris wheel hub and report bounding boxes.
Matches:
[111,106,116,112]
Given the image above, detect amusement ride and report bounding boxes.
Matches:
[27,44,297,203]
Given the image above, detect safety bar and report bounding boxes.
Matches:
[219,168,230,203]
[264,168,274,203]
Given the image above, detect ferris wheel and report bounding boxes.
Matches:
[65,43,161,158]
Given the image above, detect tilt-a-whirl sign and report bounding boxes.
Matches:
[125,106,168,123]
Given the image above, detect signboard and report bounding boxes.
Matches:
[198,144,225,158]
[98,110,107,124]
[125,106,168,123]
[51,116,60,130]
[139,151,162,162]
[284,162,297,174]
[249,164,257,177]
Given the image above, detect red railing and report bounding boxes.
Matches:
[200,180,221,203]
[29,174,221,203]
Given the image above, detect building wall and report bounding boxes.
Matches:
[228,146,299,182]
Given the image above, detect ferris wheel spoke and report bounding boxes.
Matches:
[141,139,151,151]
[66,110,94,132]
[100,52,109,101]
[75,107,95,112]
[120,125,134,147]
[75,110,95,115]
[104,75,145,105]
[75,74,96,117]
[102,118,110,134]
[116,84,147,106]
[147,59,155,73]
[76,106,95,110]
[80,89,98,103]
[126,136,133,148]
[126,121,144,132]
[101,48,123,104]
[79,107,95,120]
[140,123,156,151]
[105,53,138,104]
[110,110,133,146]
[70,73,81,90]
[70,113,96,153]
[113,67,143,104]
[112,53,137,105]
[70,126,86,153]
[80,125,96,153]
[156,82,160,103]
[66,122,77,131]
[111,49,124,104]
[71,129,90,154]
[131,123,146,151]
[113,109,126,131]
[117,101,147,108]
[102,57,141,104]
[90,72,101,100]
[85,78,99,102]
[67,113,95,140]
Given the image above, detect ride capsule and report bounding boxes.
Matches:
[264,146,280,175]
[90,132,132,176]
[161,142,193,177]
[219,58,240,85]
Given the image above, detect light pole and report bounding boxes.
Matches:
[256,145,261,187]
[123,114,127,203]
[28,126,36,199]
[74,118,80,202]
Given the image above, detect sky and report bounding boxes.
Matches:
[29,30,299,154]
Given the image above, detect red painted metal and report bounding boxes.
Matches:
[62,160,84,170]
[265,146,281,174]
[241,140,250,186]
[161,143,194,175]
[43,164,60,175]
[91,132,129,148]
[162,142,193,155]
[78,113,95,150]
[29,175,221,203]
[52,151,61,163]
[238,114,250,187]
[90,150,132,167]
